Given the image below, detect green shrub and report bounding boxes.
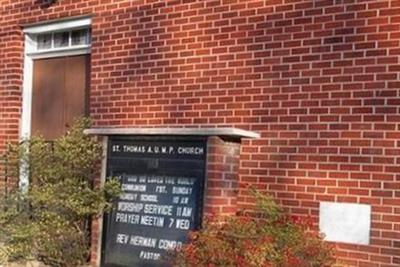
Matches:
[0,119,120,267]
[173,190,336,267]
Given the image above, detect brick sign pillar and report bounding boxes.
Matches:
[85,128,259,267]
[204,136,241,217]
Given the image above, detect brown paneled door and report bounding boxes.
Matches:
[31,55,89,139]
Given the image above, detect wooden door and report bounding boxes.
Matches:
[31,55,89,139]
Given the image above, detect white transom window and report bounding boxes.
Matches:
[36,28,91,50]
[24,17,91,59]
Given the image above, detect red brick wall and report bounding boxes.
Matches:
[0,1,399,266]
[0,0,23,189]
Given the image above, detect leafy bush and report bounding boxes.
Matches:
[0,119,120,267]
[173,190,336,267]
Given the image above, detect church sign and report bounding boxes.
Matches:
[101,136,207,267]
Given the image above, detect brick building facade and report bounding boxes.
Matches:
[0,0,399,266]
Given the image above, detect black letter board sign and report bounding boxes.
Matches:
[101,136,207,267]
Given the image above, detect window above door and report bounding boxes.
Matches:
[36,28,91,50]
[23,17,91,59]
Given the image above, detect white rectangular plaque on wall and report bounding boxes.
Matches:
[319,202,371,245]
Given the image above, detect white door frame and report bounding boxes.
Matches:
[21,16,91,139]
[20,17,92,189]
